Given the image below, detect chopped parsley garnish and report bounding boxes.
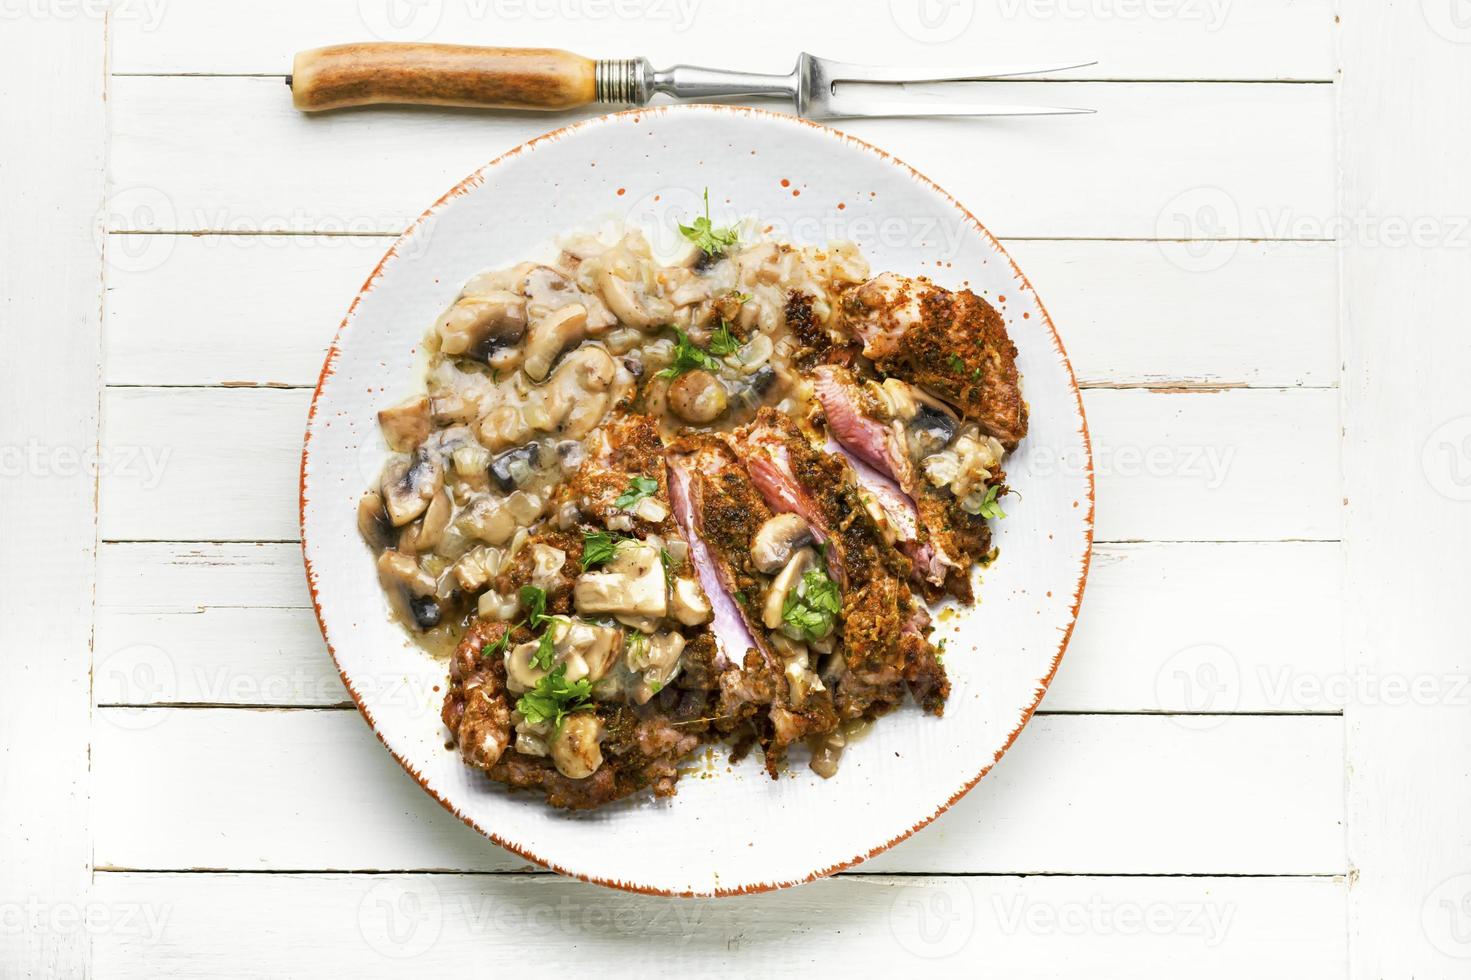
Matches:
[780,568,842,642]
[580,530,630,571]
[706,321,741,357]
[614,474,659,511]
[481,629,513,660]
[733,589,748,606]
[655,329,722,381]
[677,188,740,257]
[518,585,550,629]
[531,627,557,670]
[515,664,593,732]
[648,680,663,695]
[978,485,1008,521]
[947,353,966,372]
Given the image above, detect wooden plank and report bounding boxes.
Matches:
[107,76,1336,240]
[104,234,387,388]
[96,385,1340,542]
[1080,386,1339,541]
[93,871,1346,978]
[0,15,105,978]
[95,540,1341,712]
[1006,239,1338,389]
[98,387,308,542]
[1046,540,1342,712]
[103,235,1338,389]
[1340,4,1471,976]
[110,0,1336,81]
[95,542,345,706]
[91,710,1345,875]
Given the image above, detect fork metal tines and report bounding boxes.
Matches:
[597,54,1096,120]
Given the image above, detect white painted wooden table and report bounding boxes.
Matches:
[4,2,1469,976]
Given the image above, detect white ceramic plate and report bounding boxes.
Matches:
[301,105,1094,896]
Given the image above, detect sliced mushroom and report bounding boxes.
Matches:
[542,346,616,440]
[512,717,551,758]
[670,576,712,626]
[452,546,501,593]
[521,265,577,316]
[808,728,845,779]
[598,268,659,328]
[459,496,517,546]
[376,395,432,452]
[730,365,780,415]
[529,542,567,593]
[436,290,528,371]
[398,489,451,554]
[907,400,959,458]
[488,442,542,493]
[523,263,616,332]
[357,490,395,552]
[380,450,444,527]
[667,369,728,425]
[762,546,818,631]
[477,588,519,620]
[550,713,604,779]
[476,405,534,453]
[557,620,622,683]
[573,541,667,620]
[376,550,441,631]
[648,632,686,678]
[522,304,588,381]
[504,640,549,694]
[751,514,815,575]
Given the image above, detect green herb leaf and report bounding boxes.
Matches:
[481,628,514,660]
[677,188,740,257]
[947,353,966,372]
[659,546,676,587]
[706,320,741,357]
[518,585,550,629]
[531,628,557,671]
[613,474,659,511]
[781,567,842,642]
[978,485,1008,521]
[580,530,629,571]
[648,680,663,695]
[654,329,722,381]
[515,664,593,733]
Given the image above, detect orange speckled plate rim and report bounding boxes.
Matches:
[299,103,1096,898]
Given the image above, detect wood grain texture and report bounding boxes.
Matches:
[67,2,1366,968]
[92,872,1347,979]
[0,15,105,978]
[107,76,1335,239]
[92,710,1345,875]
[95,386,1339,542]
[1340,4,1471,976]
[108,0,1336,81]
[95,540,1341,712]
[102,235,1338,389]
[291,44,597,111]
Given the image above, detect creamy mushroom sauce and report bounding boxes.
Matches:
[358,225,870,705]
